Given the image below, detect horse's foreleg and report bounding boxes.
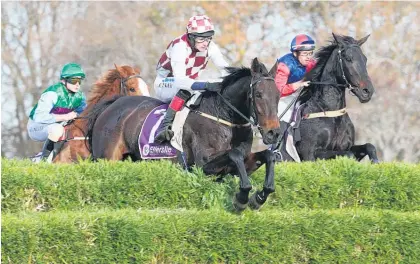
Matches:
[228,148,251,212]
[53,145,72,163]
[248,149,275,210]
[350,143,379,163]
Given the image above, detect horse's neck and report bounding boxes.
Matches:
[87,85,118,105]
[201,78,250,124]
[220,78,251,123]
[310,54,346,111]
[67,119,88,137]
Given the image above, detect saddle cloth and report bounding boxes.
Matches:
[283,103,306,162]
[138,92,201,159]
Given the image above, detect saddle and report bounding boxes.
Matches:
[138,92,202,159]
[275,102,306,162]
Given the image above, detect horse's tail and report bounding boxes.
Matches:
[85,95,123,154]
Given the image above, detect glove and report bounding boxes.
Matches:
[204,82,222,92]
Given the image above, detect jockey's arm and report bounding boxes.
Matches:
[33,91,77,123]
[208,42,229,77]
[74,95,87,115]
[275,63,298,97]
[32,92,59,124]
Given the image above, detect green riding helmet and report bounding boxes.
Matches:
[60,63,86,79]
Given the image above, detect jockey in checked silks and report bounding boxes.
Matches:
[153,14,230,144]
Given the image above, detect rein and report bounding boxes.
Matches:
[214,76,275,133]
[282,44,362,120]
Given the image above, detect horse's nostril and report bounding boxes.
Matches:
[362,88,369,95]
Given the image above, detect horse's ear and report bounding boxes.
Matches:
[251,57,261,74]
[269,61,278,78]
[114,64,125,77]
[332,32,342,44]
[134,66,141,74]
[357,34,370,46]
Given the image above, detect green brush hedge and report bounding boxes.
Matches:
[2,209,420,263]
[2,158,420,213]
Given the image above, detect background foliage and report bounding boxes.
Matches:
[1,2,419,161]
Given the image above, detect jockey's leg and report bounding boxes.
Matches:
[41,123,65,160]
[154,89,191,144]
[41,139,55,159]
[273,120,289,161]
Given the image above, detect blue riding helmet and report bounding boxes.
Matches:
[290,34,316,52]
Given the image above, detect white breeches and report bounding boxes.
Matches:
[154,77,196,103]
[277,94,298,122]
[27,120,64,142]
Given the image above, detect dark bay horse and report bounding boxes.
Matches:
[277,33,379,162]
[53,65,149,163]
[86,58,281,211]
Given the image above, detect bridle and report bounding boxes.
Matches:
[120,74,142,95]
[216,75,275,134]
[309,43,363,95]
[280,44,365,120]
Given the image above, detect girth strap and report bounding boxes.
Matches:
[303,108,347,119]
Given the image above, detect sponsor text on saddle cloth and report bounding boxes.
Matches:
[138,93,201,159]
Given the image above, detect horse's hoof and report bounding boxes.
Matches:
[248,192,264,210]
[232,195,248,213]
[372,159,380,164]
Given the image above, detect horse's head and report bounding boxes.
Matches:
[250,58,281,144]
[332,33,375,103]
[114,64,150,96]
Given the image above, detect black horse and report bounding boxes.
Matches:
[85,58,281,211]
[277,33,379,163]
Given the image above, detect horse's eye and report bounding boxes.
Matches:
[129,88,135,92]
[345,56,352,62]
[255,91,263,98]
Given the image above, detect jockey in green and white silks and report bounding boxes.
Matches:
[27,63,87,159]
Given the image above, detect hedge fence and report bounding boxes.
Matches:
[2,158,420,263]
[3,209,420,263]
[2,158,420,213]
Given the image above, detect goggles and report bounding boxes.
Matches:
[298,51,314,57]
[66,77,83,85]
[195,36,213,43]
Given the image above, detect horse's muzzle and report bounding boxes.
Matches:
[263,127,282,145]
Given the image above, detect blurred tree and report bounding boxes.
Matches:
[1,1,418,162]
[1,2,73,157]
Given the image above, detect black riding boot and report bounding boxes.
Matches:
[41,139,55,160]
[154,89,191,144]
[154,108,177,144]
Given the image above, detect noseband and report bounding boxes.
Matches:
[216,75,275,134]
[310,43,362,94]
[120,74,142,95]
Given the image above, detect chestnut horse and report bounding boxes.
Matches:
[53,65,149,163]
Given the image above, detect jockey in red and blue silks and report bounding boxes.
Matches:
[275,34,317,123]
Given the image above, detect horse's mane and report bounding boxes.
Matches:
[197,66,252,122]
[306,35,358,82]
[87,69,121,105]
[221,67,251,90]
